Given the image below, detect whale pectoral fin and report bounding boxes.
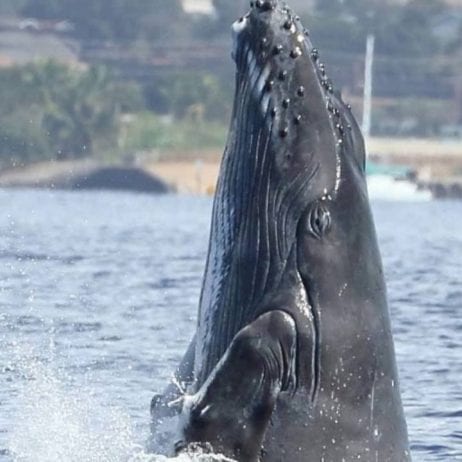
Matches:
[177,311,297,462]
[149,335,196,452]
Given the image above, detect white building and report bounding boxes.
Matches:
[182,0,215,15]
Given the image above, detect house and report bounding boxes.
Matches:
[182,0,215,15]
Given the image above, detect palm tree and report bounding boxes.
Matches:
[30,61,119,159]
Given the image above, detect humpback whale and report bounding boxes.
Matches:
[151,1,411,460]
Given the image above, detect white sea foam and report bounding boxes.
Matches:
[8,347,138,462]
[7,345,234,462]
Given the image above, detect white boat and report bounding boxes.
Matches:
[367,174,432,202]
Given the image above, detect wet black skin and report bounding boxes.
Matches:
[150,1,411,460]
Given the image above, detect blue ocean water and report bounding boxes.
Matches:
[0,189,460,461]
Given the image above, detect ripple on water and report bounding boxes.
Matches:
[0,193,461,461]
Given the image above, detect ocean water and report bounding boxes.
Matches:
[0,188,460,461]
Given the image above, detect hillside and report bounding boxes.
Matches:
[181,0,462,15]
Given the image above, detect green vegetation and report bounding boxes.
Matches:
[309,0,447,56]
[120,112,227,154]
[0,0,460,168]
[0,61,229,168]
[0,62,136,167]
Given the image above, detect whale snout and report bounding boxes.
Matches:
[231,0,306,67]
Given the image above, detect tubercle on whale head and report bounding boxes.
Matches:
[229,0,336,199]
[232,1,301,71]
[230,0,367,198]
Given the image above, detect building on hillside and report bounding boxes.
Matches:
[182,0,215,15]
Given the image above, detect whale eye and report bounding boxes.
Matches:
[307,203,331,239]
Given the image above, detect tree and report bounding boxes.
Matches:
[311,0,447,57]
[30,62,120,158]
[0,60,141,164]
[158,71,232,121]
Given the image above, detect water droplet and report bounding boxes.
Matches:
[294,114,302,125]
[271,108,277,118]
[266,80,274,92]
[283,20,292,30]
[278,70,287,81]
[282,98,290,108]
[297,86,305,97]
[280,127,289,138]
[311,48,319,60]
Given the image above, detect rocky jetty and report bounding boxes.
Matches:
[0,161,172,194]
[418,178,462,200]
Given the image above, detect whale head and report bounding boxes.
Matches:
[179,2,410,460]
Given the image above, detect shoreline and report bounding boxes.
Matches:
[1,137,461,197]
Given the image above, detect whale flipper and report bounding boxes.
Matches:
[176,311,298,462]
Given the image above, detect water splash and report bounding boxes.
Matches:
[8,347,138,462]
[6,344,235,462]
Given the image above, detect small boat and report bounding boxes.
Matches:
[367,161,432,202]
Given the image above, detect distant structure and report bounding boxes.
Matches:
[0,16,79,67]
[182,0,215,15]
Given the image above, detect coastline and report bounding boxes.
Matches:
[0,137,461,197]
